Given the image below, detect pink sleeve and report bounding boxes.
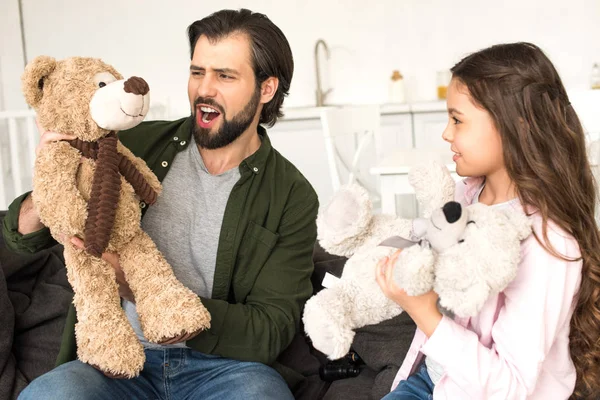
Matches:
[420,226,582,398]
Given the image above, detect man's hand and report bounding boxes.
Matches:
[17,194,45,235]
[17,119,77,236]
[70,237,135,303]
[35,118,76,157]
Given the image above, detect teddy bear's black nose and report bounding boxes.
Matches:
[124,76,149,96]
[442,201,462,223]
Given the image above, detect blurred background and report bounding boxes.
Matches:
[1,0,600,213]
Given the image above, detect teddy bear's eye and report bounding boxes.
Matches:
[99,82,106,88]
[458,239,465,243]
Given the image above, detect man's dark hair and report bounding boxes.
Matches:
[188,9,293,127]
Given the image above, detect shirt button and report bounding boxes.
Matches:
[173,136,179,141]
[140,202,146,209]
[161,161,168,167]
[180,141,186,146]
[253,167,259,173]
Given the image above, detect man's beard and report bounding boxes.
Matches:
[192,87,261,150]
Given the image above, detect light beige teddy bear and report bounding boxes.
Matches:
[303,164,531,360]
[21,56,211,377]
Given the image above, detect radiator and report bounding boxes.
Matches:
[0,110,37,210]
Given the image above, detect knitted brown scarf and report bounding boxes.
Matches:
[68,132,158,257]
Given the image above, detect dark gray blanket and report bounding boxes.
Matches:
[0,212,72,400]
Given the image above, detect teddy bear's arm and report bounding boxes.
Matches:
[32,141,88,239]
[116,141,162,196]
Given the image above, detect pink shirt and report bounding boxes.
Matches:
[391,177,583,399]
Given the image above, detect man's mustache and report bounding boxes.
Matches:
[194,97,225,115]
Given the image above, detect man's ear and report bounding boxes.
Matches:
[260,77,279,104]
[21,55,57,108]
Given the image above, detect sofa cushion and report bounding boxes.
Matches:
[0,211,72,399]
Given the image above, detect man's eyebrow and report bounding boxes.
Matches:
[189,65,239,75]
[214,68,239,75]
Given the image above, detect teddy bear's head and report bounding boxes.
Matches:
[22,56,150,142]
[422,201,532,317]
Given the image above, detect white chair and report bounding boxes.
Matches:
[320,105,383,205]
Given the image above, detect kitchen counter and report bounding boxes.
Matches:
[280,101,446,121]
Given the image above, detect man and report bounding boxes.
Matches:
[8,9,318,399]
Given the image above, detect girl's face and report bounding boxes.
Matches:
[442,78,505,178]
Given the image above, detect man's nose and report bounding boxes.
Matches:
[197,74,217,98]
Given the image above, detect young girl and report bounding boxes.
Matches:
[377,42,600,399]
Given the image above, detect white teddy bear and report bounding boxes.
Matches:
[303,163,532,360]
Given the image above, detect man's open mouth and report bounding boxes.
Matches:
[197,105,221,126]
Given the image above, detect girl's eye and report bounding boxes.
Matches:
[452,116,461,125]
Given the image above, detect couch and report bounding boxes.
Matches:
[0,210,416,400]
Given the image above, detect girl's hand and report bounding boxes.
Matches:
[376,249,443,337]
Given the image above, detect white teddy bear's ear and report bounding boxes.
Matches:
[317,184,373,257]
[503,209,532,240]
[408,161,455,218]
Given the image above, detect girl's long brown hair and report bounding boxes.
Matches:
[451,42,600,399]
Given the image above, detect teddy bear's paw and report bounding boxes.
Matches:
[393,245,435,296]
[303,295,355,360]
[137,285,211,344]
[75,319,145,378]
[317,184,373,257]
[437,282,491,318]
[306,316,355,360]
[408,161,455,218]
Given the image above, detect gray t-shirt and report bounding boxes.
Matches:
[123,141,240,348]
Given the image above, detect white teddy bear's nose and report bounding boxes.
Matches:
[442,201,462,223]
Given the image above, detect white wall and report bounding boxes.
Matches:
[0,0,27,110]
[2,0,599,116]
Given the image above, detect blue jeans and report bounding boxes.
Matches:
[18,348,293,400]
[382,362,435,400]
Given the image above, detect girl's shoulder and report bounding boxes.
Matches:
[521,211,581,260]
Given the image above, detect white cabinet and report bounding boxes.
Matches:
[271,103,448,206]
[412,112,449,149]
[269,118,338,204]
[380,113,413,152]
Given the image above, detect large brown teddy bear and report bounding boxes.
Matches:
[21,56,211,378]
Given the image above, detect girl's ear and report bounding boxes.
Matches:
[21,55,57,108]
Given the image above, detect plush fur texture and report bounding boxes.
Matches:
[303,163,532,360]
[303,162,455,360]
[23,56,211,377]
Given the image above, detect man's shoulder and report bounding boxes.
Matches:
[118,117,189,158]
[119,118,188,142]
[268,147,318,205]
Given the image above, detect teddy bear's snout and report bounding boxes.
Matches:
[442,201,462,223]
[124,77,149,96]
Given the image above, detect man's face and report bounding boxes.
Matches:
[188,33,262,149]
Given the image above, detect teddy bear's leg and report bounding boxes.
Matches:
[63,244,145,378]
[118,231,211,343]
[303,283,358,360]
[303,278,400,361]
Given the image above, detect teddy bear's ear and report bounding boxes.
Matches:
[21,55,57,108]
[504,209,532,240]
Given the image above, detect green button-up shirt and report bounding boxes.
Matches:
[2,117,318,376]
